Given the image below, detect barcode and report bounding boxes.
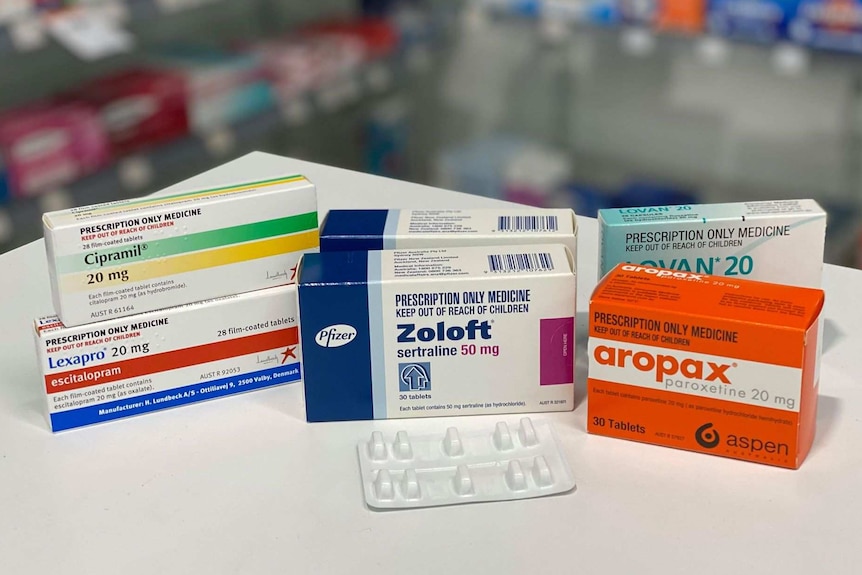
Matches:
[497,215,559,232]
[487,252,554,273]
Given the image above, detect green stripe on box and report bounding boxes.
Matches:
[59,211,319,274]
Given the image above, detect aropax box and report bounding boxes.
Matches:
[588,263,824,469]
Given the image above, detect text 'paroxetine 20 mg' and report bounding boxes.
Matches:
[587,264,824,469]
[42,174,318,326]
[34,285,301,432]
[598,199,826,287]
[298,244,576,422]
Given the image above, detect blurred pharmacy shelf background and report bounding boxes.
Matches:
[3,0,862,267]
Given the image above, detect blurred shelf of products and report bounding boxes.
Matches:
[3,0,862,267]
[0,0,442,251]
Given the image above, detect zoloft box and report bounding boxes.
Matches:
[298,244,576,422]
[43,174,318,326]
[599,199,826,287]
[34,285,301,432]
[319,209,577,259]
[588,264,824,469]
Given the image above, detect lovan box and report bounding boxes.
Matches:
[598,199,826,287]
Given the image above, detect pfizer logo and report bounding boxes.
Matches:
[315,324,357,348]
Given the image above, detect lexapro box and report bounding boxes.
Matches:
[599,199,826,287]
[319,209,577,259]
[588,264,824,469]
[34,285,301,432]
[298,244,576,422]
[43,174,318,326]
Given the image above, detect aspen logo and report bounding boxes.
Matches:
[315,324,357,348]
[726,433,790,456]
[593,345,733,384]
[695,423,720,449]
[695,422,790,456]
[621,265,704,281]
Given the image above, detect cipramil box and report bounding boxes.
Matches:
[319,208,577,258]
[43,174,318,326]
[587,264,824,469]
[298,244,576,422]
[598,199,826,287]
[34,285,301,432]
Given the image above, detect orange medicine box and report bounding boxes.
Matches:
[587,264,825,469]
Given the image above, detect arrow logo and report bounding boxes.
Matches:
[400,364,430,391]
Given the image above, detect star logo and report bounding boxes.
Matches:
[281,346,297,364]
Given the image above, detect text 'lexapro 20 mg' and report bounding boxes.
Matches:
[298,244,576,422]
[34,285,301,432]
[588,264,824,469]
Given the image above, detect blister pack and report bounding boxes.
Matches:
[357,418,575,509]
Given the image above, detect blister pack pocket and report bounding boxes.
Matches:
[357,418,575,509]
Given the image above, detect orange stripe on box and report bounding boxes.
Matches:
[45,327,298,394]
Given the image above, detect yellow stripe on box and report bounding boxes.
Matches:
[60,230,319,292]
[83,175,307,217]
